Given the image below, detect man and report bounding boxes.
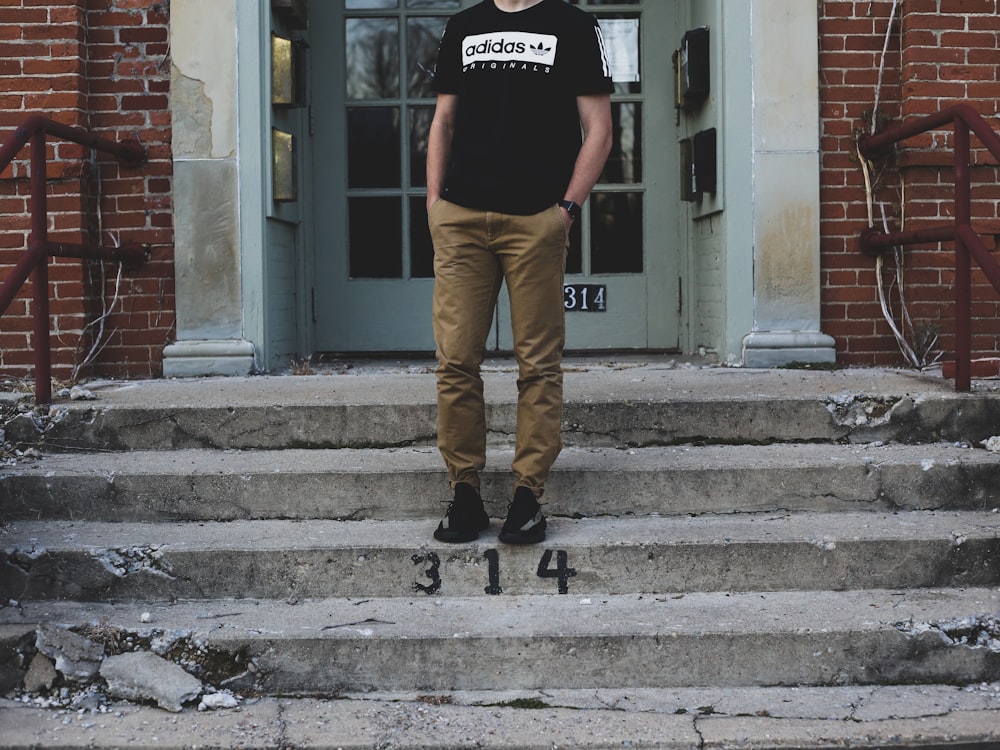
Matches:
[427,0,613,544]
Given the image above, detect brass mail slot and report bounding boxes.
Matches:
[272,34,298,107]
[272,128,296,202]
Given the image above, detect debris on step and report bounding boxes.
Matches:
[95,546,175,579]
[35,625,103,680]
[100,651,202,713]
[59,386,97,401]
[198,690,241,711]
[895,613,1000,652]
[826,395,902,428]
[22,653,58,694]
[1,624,256,715]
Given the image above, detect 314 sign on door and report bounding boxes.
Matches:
[564,284,607,312]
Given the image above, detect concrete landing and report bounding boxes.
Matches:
[13,358,1000,451]
[2,685,999,749]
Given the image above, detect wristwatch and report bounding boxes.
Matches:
[558,199,581,221]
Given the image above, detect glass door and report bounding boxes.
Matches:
[311,0,680,352]
[313,0,466,351]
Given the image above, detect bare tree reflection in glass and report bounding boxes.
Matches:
[346,18,400,100]
[407,16,448,99]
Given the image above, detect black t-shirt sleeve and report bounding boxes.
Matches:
[567,18,614,96]
[432,23,462,94]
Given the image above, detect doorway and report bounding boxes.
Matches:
[310,0,682,352]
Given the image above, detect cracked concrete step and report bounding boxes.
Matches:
[3,443,999,523]
[3,511,998,602]
[17,367,1000,452]
[4,588,1000,693]
[2,686,1000,750]
[334,682,1000,721]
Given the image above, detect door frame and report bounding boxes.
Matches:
[163,1,834,375]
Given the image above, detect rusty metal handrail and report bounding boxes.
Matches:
[858,103,1000,392]
[0,116,148,404]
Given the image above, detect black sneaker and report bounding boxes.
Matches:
[498,486,547,544]
[434,482,490,543]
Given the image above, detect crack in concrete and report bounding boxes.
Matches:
[692,714,707,749]
[274,700,292,749]
[1,548,41,602]
[4,547,46,576]
[166,414,217,450]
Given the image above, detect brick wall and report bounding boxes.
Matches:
[0,0,173,383]
[820,0,1000,368]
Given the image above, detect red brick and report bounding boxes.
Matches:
[118,26,166,44]
[0,7,46,23]
[120,94,167,111]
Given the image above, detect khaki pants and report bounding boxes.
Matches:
[429,199,567,496]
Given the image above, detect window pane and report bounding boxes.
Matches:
[591,192,642,274]
[408,16,448,99]
[601,102,641,184]
[346,0,397,9]
[347,107,400,188]
[350,197,402,278]
[565,216,583,275]
[597,15,641,94]
[409,106,433,187]
[410,197,434,278]
[346,18,399,100]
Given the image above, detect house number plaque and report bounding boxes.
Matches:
[564,284,607,312]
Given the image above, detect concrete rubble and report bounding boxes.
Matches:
[197,690,239,711]
[0,623,248,719]
[896,613,1000,652]
[99,652,202,713]
[34,625,103,681]
[95,546,175,580]
[21,653,57,694]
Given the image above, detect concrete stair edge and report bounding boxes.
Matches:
[18,391,1000,451]
[3,443,999,522]
[3,588,1000,692]
[4,511,1000,601]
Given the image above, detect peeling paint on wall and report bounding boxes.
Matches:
[171,70,215,159]
[170,0,238,159]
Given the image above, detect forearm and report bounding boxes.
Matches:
[563,129,613,205]
[426,95,456,210]
[426,126,451,208]
[563,94,613,206]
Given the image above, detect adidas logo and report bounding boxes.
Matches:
[462,31,558,67]
[465,37,527,57]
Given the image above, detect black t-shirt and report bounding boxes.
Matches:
[433,0,614,215]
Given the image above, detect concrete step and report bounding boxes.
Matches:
[10,366,1000,452]
[3,443,1000,522]
[3,363,1000,746]
[3,512,999,602]
[4,587,1000,693]
[3,685,1000,749]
